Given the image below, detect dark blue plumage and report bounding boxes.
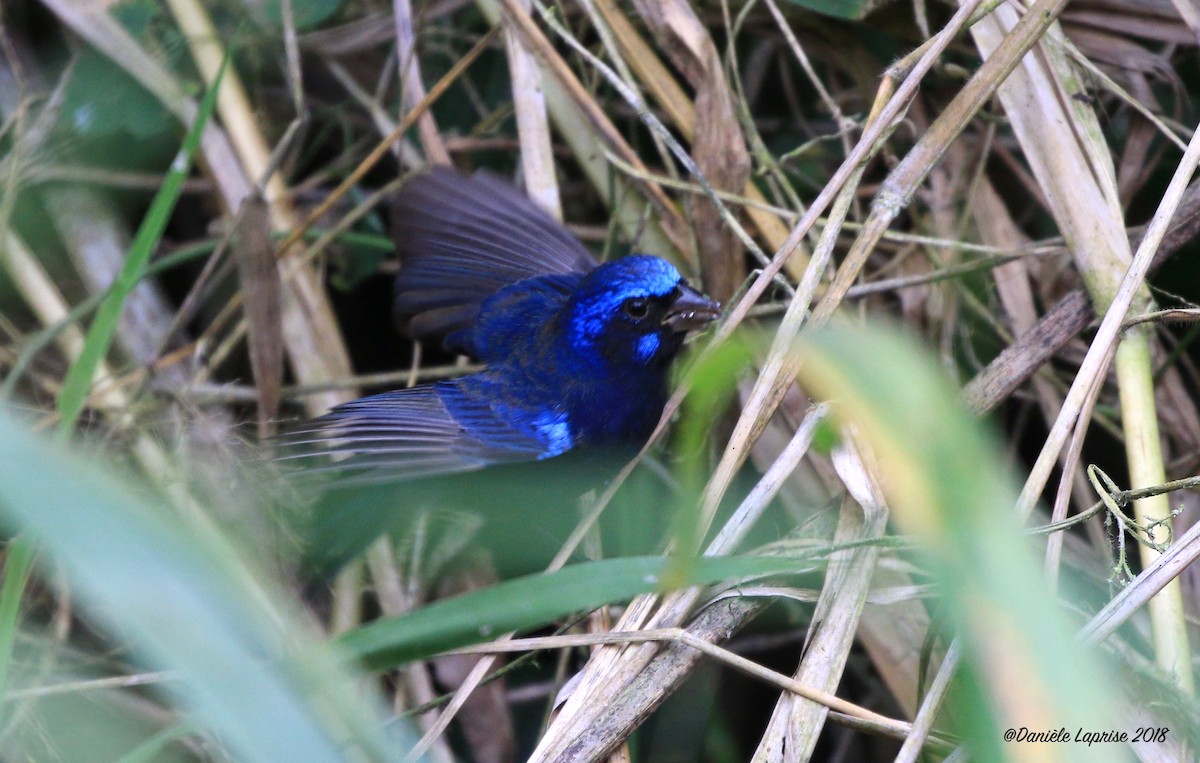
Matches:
[282,168,720,576]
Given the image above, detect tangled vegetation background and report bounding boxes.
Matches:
[1,0,1199,761]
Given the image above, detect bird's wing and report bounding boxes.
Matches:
[274,382,550,484]
[392,167,599,345]
[278,381,567,579]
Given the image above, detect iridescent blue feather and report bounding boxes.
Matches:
[278,169,720,572]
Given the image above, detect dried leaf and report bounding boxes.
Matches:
[632,0,751,301]
[234,196,284,436]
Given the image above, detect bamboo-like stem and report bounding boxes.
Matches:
[1114,333,1194,692]
[164,0,278,205]
[962,1,1196,694]
[1009,120,1200,660]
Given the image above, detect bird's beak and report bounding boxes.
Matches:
[663,284,721,332]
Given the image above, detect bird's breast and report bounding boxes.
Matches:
[499,331,672,452]
[561,370,667,448]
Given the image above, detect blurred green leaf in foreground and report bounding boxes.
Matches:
[0,407,417,762]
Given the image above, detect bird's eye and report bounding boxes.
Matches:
[623,297,650,320]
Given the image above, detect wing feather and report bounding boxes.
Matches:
[392,168,598,347]
[275,382,549,485]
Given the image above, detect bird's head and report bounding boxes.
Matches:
[564,255,721,370]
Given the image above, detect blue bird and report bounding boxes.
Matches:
[281,168,720,577]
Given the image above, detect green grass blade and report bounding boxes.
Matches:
[1,227,389,399]
[0,54,233,732]
[113,720,202,763]
[0,534,35,698]
[0,408,411,763]
[53,56,227,441]
[795,322,1121,760]
[339,554,819,669]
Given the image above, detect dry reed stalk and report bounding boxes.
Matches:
[164,0,354,418]
[753,444,889,761]
[403,6,566,757]
[393,0,452,165]
[530,4,988,756]
[40,0,353,419]
[591,0,800,272]
[968,0,1194,693]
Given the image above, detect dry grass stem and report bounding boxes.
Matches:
[6,1,1200,759]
